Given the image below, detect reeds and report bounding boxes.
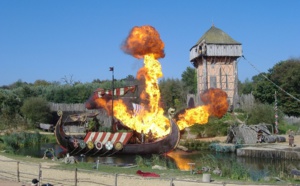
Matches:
[1,131,48,153]
[180,139,219,151]
[135,154,177,169]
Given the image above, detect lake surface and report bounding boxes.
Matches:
[19,143,300,180]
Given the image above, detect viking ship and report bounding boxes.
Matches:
[54,111,180,156]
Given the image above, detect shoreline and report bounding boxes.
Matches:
[0,134,297,186]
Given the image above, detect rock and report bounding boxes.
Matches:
[212,167,222,176]
[201,166,211,172]
[176,145,189,152]
[291,169,300,176]
[63,156,76,164]
[152,165,167,170]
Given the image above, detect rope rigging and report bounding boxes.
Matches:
[242,55,300,103]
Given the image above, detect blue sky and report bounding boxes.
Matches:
[0,0,299,86]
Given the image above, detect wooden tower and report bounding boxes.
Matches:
[189,25,242,109]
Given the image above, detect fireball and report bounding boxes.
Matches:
[94,25,229,138]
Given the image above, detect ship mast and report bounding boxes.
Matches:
[110,67,114,130]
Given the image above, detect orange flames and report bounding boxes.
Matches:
[176,88,229,130]
[113,52,170,137]
[112,25,169,138]
[98,25,228,138]
[121,25,165,59]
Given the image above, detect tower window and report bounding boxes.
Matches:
[226,74,228,89]
[210,76,217,88]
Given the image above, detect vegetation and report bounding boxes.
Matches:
[181,66,197,94]
[1,151,293,184]
[179,139,218,151]
[159,78,186,111]
[0,57,300,136]
[240,58,300,117]
[135,154,177,169]
[0,131,51,153]
[20,97,52,128]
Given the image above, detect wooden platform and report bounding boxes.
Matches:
[236,143,300,160]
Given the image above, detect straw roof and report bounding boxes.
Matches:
[195,25,241,45]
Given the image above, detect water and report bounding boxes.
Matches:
[167,150,298,180]
[18,143,300,180]
[18,143,66,158]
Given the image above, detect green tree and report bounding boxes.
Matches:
[120,75,137,85]
[159,78,186,112]
[269,59,300,116]
[238,78,253,95]
[181,67,197,94]
[0,91,24,129]
[1,94,22,119]
[251,58,300,116]
[8,79,29,89]
[247,103,283,125]
[14,85,38,101]
[33,80,51,86]
[20,97,52,127]
[0,91,5,115]
[251,73,276,104]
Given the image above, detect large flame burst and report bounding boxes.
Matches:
[114,53,170,137]
[176,88,229,129]
[111,25,228,138]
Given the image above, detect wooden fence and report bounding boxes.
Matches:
[48,103,87,112]
[0,159,232,186]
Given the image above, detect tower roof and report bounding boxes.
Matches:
[195,25,241,45]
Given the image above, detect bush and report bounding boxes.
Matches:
[247,103,283,125]
[20,97,52,128]
[1,131,46,153]
[278,122,299,134]
[189,113,232,137]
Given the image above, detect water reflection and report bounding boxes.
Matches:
[18,143,66,158]
[18,143,300,179]
[168,149,300,180]
[168,150,237,170]
[84,155,136,165]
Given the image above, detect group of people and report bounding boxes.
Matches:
[257,129,296,147]
[130,129,156,144]
[256,130,265,143]
[31,178,53,186]
[288,129,296,147]
[140,129,154,143]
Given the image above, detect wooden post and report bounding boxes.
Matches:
[233,58,238,109]
[38,164,42,186]
[17,161,20,182]
[187,163,195,174]
[170,178,174,186]
[115,173,118,186]
[110,66,114,132]
[96,159,99,170]
[75,168,78,186]
[202,56,207,90]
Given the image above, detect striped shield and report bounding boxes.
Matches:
[84,132,133,147]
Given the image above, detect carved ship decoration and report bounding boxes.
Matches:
[54,86,180,156]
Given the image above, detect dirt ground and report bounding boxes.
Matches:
[1,135,299,186]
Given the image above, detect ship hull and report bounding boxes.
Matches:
[55,118,180,156]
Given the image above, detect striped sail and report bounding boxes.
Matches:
[132,103,144,116]
[97,85,136,98]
